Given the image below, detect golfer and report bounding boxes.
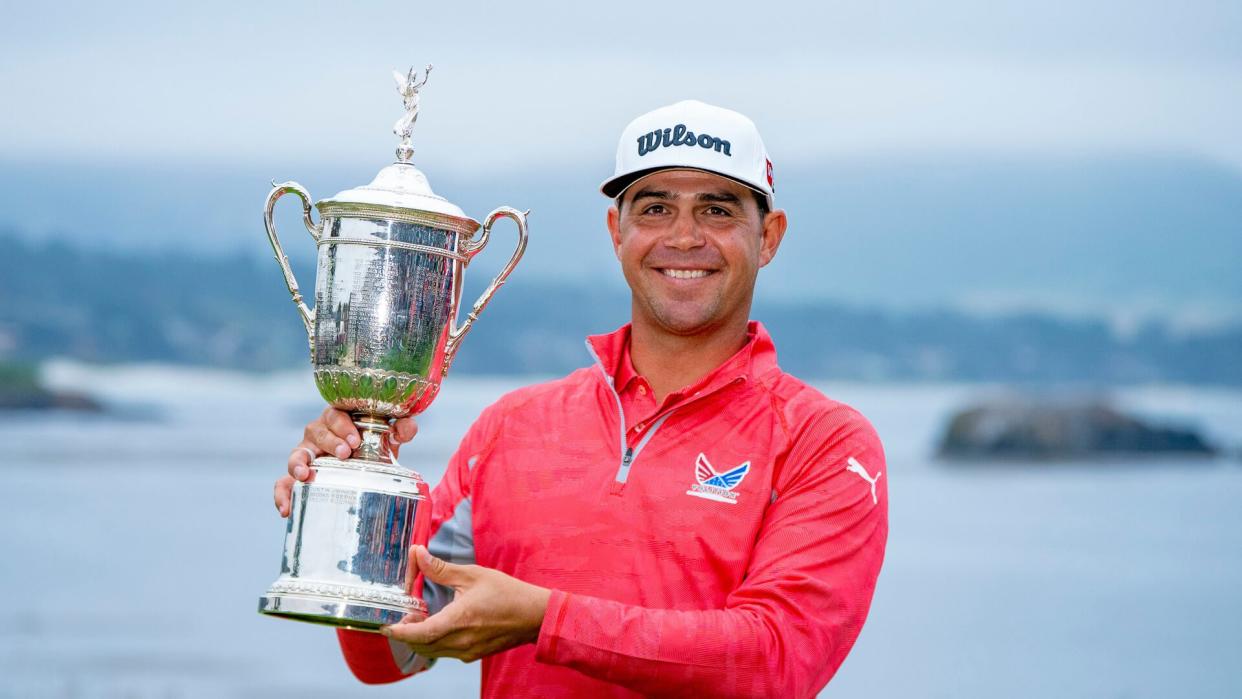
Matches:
[274,99,888,698]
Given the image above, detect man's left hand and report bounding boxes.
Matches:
[382,545,551,663]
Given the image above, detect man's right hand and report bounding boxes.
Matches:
[273,407,419,517]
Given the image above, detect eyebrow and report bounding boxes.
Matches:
[630,188,672,203]
[697,191,741,205]
[629,188,741,205]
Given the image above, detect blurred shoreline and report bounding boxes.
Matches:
[3,232,1241,385]
[3,358,1239,464]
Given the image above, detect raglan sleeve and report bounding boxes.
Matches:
[334,403,503,684]
[533,405,889,698]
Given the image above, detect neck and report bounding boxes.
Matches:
[628,313,751,404]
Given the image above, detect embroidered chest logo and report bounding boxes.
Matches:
[686,452,750,504]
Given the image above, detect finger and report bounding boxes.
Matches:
[287,442,316,481]
[305,419,352,460]
[323,408,362,449]
[404,544,419,596]
[390,416,419,444]
[412,545,469,588]
[398,608,427,624]
[273,475,295,517]
[397,628,479,661]
[382,604,460,645]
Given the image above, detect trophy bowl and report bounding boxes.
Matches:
[257,66,528,631]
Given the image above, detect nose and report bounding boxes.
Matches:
[664,209,704,250]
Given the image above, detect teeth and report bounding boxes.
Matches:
[661,269,710,279]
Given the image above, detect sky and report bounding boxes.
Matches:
[1,0,1240,324]
[3,0,1242,174]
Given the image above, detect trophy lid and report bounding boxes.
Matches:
[316,65,481,234]
[317,162,473,221]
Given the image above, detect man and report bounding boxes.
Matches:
[273,99,888,697]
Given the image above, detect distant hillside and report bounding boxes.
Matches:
[1,236,1239,385]
[2,151,1240,321]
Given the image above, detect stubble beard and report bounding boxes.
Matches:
[630,269,739,338]
[642,294,723,337]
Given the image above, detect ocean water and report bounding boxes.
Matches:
[2,363,1240,698]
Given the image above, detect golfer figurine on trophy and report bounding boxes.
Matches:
[257,65,529,631]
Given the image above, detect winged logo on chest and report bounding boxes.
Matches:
[686,452,751,504]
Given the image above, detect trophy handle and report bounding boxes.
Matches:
[263,181,322,346]
[443,206,529,371]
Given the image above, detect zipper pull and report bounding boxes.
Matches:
[613,447,636,492]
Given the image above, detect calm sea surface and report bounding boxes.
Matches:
[2,362,1240,698]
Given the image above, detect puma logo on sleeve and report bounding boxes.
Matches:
[845,457,882,505]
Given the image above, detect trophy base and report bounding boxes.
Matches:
[258,590,427,632]
[259,453,430,634]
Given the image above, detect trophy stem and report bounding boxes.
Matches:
[351,415,393,464]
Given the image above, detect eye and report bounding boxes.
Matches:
[641,204,668,215]
[705,205,732,216]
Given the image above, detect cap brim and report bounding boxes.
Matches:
[600,167,669,199]
[600,166,774,208]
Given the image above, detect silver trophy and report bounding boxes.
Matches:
[258,65,528,631]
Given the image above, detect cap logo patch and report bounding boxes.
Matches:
[636,123,731,157]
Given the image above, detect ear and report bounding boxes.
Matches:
[606,205,623,260]
[757,209,788,268]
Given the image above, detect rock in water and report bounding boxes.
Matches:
[938,397,1216,460]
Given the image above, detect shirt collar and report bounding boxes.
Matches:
[586,320,779,395]
[614,331,642,392]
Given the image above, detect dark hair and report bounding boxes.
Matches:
[615,188,770,219]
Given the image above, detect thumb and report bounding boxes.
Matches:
[391,416,419,444]
[412,544,469,589]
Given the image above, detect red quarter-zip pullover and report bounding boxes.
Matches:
[337,321,888,697]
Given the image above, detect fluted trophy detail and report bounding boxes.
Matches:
[258,66,528,631]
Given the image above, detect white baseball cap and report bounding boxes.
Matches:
[601,99,775,209]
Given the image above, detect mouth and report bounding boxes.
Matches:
[654,268,717,280]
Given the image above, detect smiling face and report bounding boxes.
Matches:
[607,169,787,339]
